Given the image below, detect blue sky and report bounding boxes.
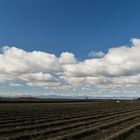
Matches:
[0,0,140,58]
[0,0,140,97]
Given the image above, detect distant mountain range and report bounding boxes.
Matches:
[0,95,139,100]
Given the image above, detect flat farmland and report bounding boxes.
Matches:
[0,100,140,140]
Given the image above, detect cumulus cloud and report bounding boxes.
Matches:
[20,72,61,88]
[0,46,62,74]
[89,51,105,58]
[0,47,62,88]
[59,52,77,64]
[62,38,140,88]
[1,38,140,90]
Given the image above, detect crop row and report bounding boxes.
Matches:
[0,106,139,129]
[103,120,140,140]
[0,107,139,131]
[45,114,140,140]
[0,102,138,120]
[1,109,140,140]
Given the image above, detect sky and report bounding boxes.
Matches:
[0,0,140,98]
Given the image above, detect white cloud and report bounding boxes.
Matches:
[1,38,140,90]
[0,47,62,88]
[59,52,77,64]
[20,72,61,88]
[89,51,105,58]
[0,46,62,74]
[62,38,140,88]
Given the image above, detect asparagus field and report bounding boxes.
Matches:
[0,100,140,140]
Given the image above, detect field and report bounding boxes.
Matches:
[0,100,140,140]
